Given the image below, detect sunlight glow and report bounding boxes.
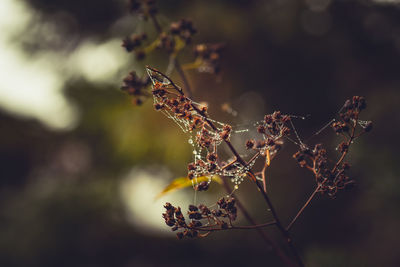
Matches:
[0,0,129,130]
[0,0,77,129]
[69,39,129,83]
[120,167,192,235]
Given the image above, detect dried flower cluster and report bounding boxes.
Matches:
[122,33,148,59]
[121,0,225,104]
[193,43,225,74]
[120,71,150,105]
[246,111,291,156]
[129,0,157,18]
[157,18,197,54]
[162,197,238,239]
[293,96,372,197]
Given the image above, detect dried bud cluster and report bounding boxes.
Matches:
[129,0,158,18]
[151,81,207,128]
[170,19,197,44]
[293,96,372,197]
[123,0,224,106]
[120,71,151,105]
[245,111,291,156]
[293,144,354,197]
[162,198,238,239]
[122,33,148,59]
[193,43,225,74]
[158,32,175,54]
[157,19,197,53]
[220,124,232,141]
[338,96,372,132]
[216,197,238,221]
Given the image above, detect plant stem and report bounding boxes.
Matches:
[261,157,268,192]
[193,221,276,232]
[173,57,194,98]
[149,14,162,34]
[253,179,305,267]
[222,179,298,267]
[286,187,319,231]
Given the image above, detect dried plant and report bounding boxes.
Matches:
[119,1,372,266]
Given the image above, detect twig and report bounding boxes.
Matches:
[173,57,194,98]
[149,13,162,34]
[253,179,305,267]
[261,156,268,192]
[192,221,276,232]
[286,187,319,231]
[222,179,298,267]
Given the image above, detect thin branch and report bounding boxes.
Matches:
[149,14,162,34]
[221,158,238,170]
[173,57,194,98]
[286,186,319,231]
[253,179,305,267]
[222,179,298,267]
[261,156,268,192]
[246,151,261,166]
[191,221,276,232]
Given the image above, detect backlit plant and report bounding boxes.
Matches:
[120,1,372,266]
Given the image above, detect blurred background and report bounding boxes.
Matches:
[0,0,399,266]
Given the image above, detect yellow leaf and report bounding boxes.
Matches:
[143,39,160,54]
[155,175,223,200]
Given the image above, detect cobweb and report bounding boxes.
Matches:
[145,67,366,194]
[146,68,265,189]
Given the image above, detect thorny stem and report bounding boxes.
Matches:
[286,114,359,231]
[148,66,304,267]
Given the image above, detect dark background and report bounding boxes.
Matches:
[1,0,399,266]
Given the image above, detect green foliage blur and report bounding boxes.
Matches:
[1,0,399,266]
